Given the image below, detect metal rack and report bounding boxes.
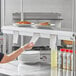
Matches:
[1,0,76,76]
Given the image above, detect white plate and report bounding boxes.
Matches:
[31,24,55,29]
[13,23,34,27]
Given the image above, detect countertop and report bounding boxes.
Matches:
[0,60,74,76]
[0,60,51,76]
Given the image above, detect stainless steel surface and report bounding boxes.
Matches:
[18,62,51,76]
[0,60,75,76]
[0,73,9,76]
[12,13,63,21]
[0,61,51,76]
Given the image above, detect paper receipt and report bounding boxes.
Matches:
[30,33,40,44]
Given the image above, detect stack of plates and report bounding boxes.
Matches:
[18,51,40,64]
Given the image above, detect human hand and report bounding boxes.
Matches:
[22,42,34,50]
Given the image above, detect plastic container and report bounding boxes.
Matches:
[70,50,76,71]
[63,49,67,70]
[67,49,72,70]
[51,48,57,68]
[70,50,73,71]
[57,48,64,69]
[71,53,73,71]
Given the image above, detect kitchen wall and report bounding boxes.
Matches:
[23,0,73,31]
[1,0,75,46]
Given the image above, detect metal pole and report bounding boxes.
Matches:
[72,0,76,75]
[21,0,23,21]
[73,34,76,76]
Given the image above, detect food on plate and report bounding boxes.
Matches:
[39,22,50,26]
[31,22,51,28]
[16,21,31,24]
[63,40,76,45]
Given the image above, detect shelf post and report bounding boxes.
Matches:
[50,34,57,76]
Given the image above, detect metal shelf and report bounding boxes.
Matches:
[1,26,73,39]
[13,18,63,20]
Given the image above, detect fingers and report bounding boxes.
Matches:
[25,42,34,46]
[23,42,34,50]
[26,42,34,47]
[29,42,34,46]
